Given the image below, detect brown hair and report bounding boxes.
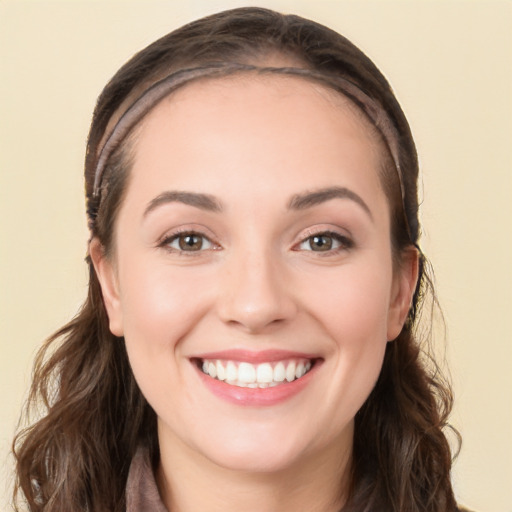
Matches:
[13,7,459,511]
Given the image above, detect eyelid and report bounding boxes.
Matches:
[293,227,354,253]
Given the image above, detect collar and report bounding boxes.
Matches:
[126,447,169,512]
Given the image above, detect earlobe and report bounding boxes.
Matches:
[89,238,124,337]
[387,247,420,341]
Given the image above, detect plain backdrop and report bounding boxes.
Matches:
[1,1,511,511]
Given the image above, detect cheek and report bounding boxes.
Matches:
[116,254,213,376]
[304,260,393,343]
[299,261,392,409]
[115,261,220,430]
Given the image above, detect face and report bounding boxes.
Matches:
[93,75,416,475]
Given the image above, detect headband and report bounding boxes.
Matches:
[89,63,408,233]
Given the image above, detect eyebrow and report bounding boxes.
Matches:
[143,191,223,217]
[287,186,373,219]
[143,186,372,220]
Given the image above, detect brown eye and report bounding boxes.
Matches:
[309,234,333,251]
[298,232,353,253]
[178,234,203,251]
[164,232,214,252]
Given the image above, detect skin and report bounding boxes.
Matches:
[91,75,418,512]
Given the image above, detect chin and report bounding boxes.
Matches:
[204,440,306,474]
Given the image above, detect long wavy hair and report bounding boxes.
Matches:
[13,7,460,512]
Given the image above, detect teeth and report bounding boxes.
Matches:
[200,358,314,388]
[273,362,286,382]
[256,363,273,383]
[238,362,256,384]
[216,360,226,381]
[286,361,296,382]
[226,361,237,381]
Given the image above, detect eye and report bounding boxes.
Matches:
[163,232,215,252]
[298,231,353,252]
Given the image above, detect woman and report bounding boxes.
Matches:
[13,7,462,512]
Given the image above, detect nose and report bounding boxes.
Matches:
[216,248,298,333]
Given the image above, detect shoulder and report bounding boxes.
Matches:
[458,506,477,512]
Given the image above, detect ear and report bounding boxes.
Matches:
[89,238,124,337]
[387,247,419,341]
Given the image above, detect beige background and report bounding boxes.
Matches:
[1,1,511,510]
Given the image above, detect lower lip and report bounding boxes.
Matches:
[195,362,319,406]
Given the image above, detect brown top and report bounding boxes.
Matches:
[126,447,168,512]
[125,447,475,512]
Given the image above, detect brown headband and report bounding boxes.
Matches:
[90,63,407,232]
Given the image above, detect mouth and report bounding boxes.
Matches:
[195,358,316,389]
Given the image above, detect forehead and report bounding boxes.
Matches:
[133,73,385,166]
[126,74,388,207]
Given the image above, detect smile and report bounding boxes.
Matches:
[199,359,313,388]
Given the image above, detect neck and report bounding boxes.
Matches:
[156,426,352,512]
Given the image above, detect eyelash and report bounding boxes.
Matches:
[296,230,354,255]
[158,229,354,255]
[158,229,218,255]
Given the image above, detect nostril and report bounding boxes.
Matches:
[218,294,298,333]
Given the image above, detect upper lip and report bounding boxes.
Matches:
[192,349,321,363]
